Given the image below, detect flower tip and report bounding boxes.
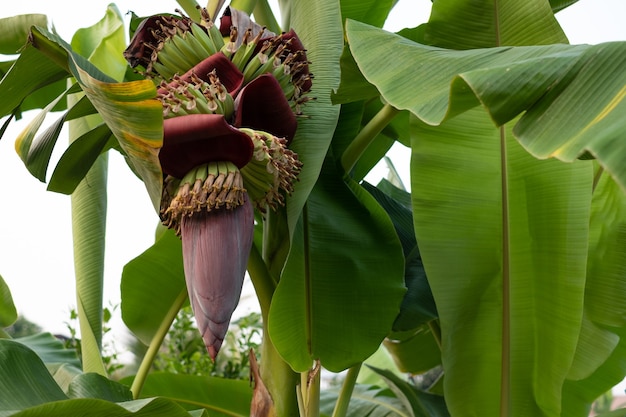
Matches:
[202,326,225,361]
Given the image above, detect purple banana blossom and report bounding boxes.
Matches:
[182,195,254,360]
[125,7,311,360]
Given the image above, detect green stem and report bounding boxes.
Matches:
[260,322,300,416]
[131,289,187,398]
[331,363,361,417]
[229,0,258,15]
[253,0,282,34]
[340,103,400,174]
[247,243,276,322]
[297,362,321,417]
[428,319,443,351]
[592,164,604,193]
[176,0,202,21]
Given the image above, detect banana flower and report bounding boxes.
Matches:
[124,7,311,359]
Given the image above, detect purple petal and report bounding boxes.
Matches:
[124,15,193,69]
[160,114,254,178]
[158,53,245,97]
[233,74,298,144]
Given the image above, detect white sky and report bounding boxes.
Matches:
[0,0,625,389]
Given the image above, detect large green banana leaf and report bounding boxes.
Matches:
[268,151,406,372]
[561,171,626,415]
[411,109,591,417]
[279,0,343,239]
[341,0,626,415]
[0,339,202,417]
[121,228,186,346]
[14,332,80,369]
[125,372,252,417]
[344,20,626,191]
[0,14,70,116]
[368,366,449,417]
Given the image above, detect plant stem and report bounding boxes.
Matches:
[331,363,362,417]
[592,164,604,193]
[298,362,321,417]
[229,0,259,15]
[340,103,400,174]
[428,319,443,351]
[253,0,281,34]
[131,289,187,398]
[176,0,202,21]
[260,322,300,416]
[247,243,276,322]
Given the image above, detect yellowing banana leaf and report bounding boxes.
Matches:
[345,19,626,191]
[24,26,163,209]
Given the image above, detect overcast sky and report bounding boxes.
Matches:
[0,0,625,380]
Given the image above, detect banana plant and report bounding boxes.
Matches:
[1,0,626,416]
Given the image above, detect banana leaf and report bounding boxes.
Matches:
[268,152,406,372]
[0,339,201,416]
[123,372,251,417]
[343,1,616,415]
[0,275,17,328]
[121,228,186,346]
[1,25,162,209]
[320,384,410,417]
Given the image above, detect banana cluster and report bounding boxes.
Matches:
[126,13,224,79]
[240,128,302,212]
[158,70,235,118]
[161,161,246,234]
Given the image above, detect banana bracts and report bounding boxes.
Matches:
[182,195,254,360]
[125,6,311,359]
